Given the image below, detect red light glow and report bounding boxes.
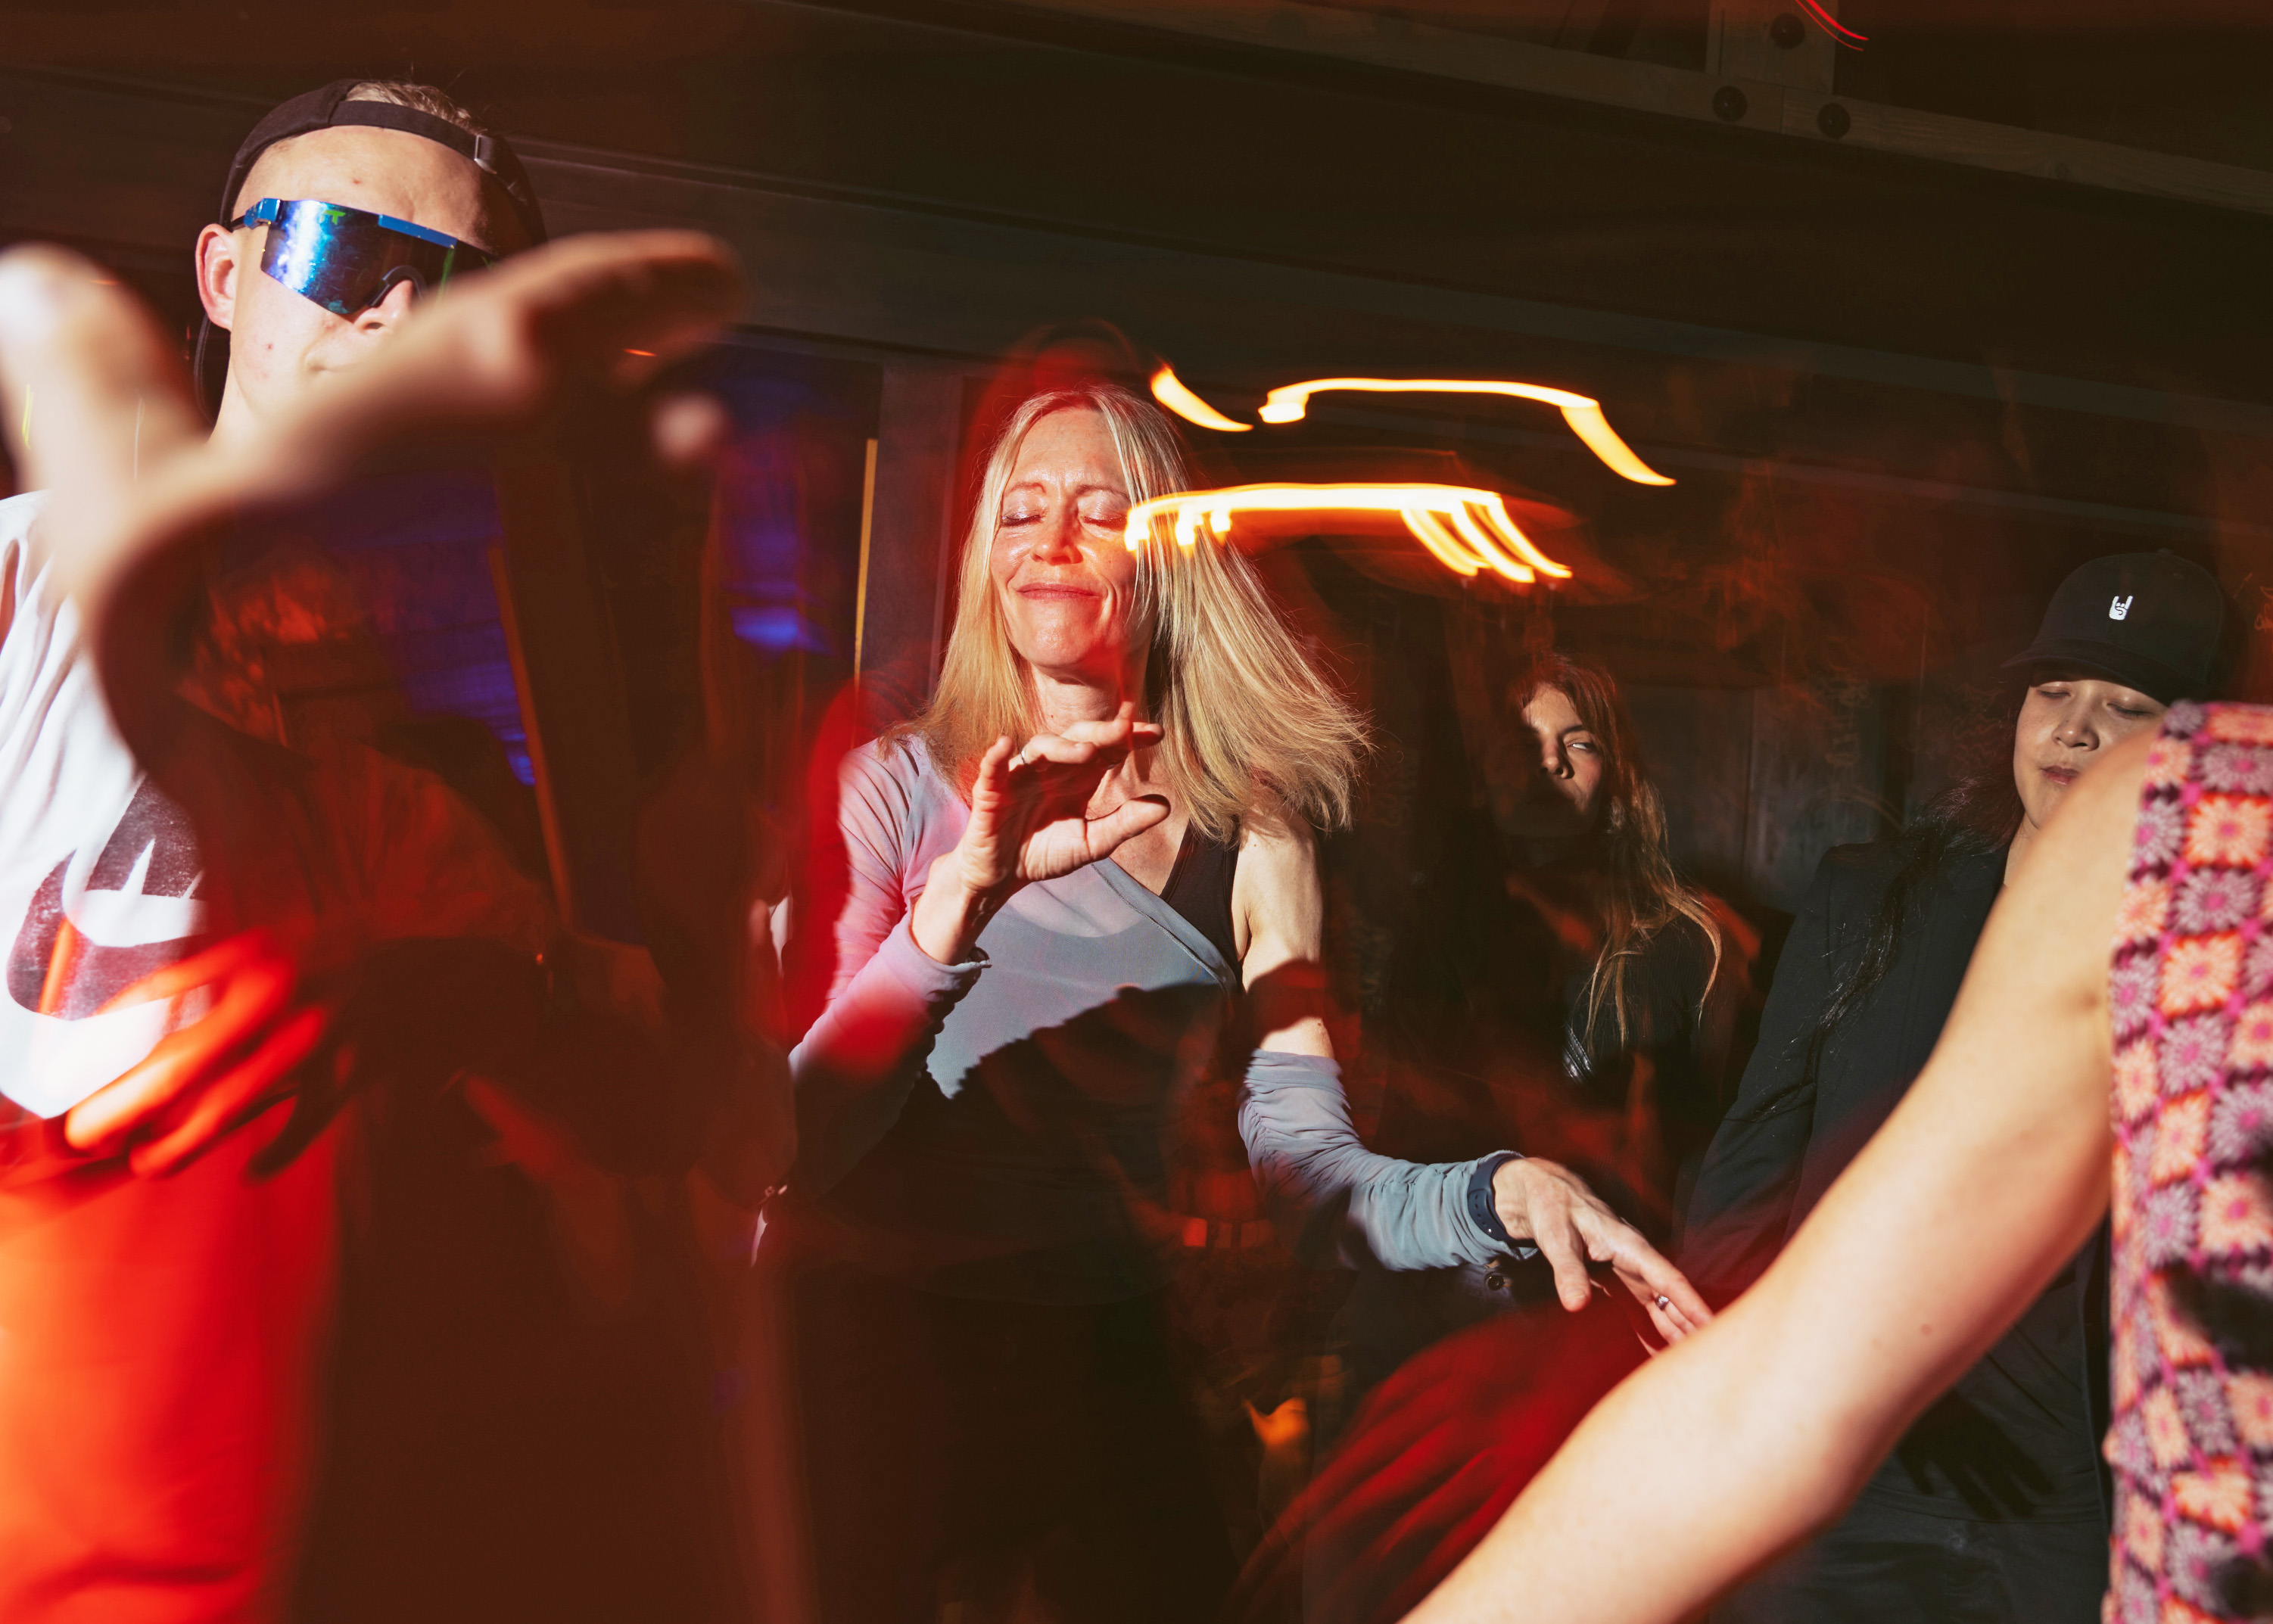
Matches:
[1794,0,1868,48]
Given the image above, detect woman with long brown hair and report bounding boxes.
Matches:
[778,385,1706,1622]
[1493,652,1735,1222]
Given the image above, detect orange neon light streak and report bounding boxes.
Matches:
[1124,483,1572,583]
[1148,364,1251,433]
[1254,378,1674,487]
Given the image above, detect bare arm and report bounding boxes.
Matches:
[1406,726,2138,1624]
[1233,817,1333,1056]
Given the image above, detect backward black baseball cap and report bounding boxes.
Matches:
[194,80,549,415]
[2002,549,2226,705]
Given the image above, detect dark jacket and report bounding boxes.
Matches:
[1683,839,2112,1526]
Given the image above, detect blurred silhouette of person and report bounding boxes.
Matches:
[0,79,743,1624]
[776,384,1706,1622]
[1682,552,2228,1624]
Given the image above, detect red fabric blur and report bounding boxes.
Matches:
[0,1107,342,1624]
[1230,1295,1649,1624]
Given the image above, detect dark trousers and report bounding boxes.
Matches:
[1714,1498,2106,1624]
[792,1262,1237,1624]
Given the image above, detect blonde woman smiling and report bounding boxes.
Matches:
[781,385,1705,1622]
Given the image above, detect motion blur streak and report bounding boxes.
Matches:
[1255,378,1677,487]
[1795,0,1870,47]
[1125,482,1574,582]
[1148,362,1253,431]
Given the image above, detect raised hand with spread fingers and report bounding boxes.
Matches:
[908,701,1172,964]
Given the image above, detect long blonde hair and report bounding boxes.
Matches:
[905,384,1363,841]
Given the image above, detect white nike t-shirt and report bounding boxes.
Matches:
[0,491,211,1118]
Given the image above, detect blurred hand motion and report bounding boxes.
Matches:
[61,929,328,1174]
[0,234,743,1167]
[1231,1300,1648,1624]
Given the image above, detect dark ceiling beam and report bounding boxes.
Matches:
[926,0,2273,217]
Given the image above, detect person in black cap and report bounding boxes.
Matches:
[1674,547,2228,1624]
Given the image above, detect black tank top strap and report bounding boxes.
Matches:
[1160,820,1240,970]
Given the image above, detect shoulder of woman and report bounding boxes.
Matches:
[839,731,943,793]
[1819,837,1906,883]
[836,732,959,840]
[1237,808,1319,864]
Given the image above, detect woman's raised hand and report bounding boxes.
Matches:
[966,707,1170,888]
[911,702,1169,963]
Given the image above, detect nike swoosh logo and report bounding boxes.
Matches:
[8,779,207,1022]
[7,858,207,1021]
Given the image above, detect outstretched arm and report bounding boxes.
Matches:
[1235,821,1710,1342]
[1406,727,2138,1624]
[0,238,740,1163]
[0,236,737,782]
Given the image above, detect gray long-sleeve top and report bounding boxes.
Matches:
[787,738,1509,1303]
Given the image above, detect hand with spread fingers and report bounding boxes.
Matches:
[1492,1155,1712,1344]
[0,232,743,1171]
[909,699,1172,963]
[58,932,331,1175]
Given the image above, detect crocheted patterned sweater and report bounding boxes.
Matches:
[2109,702,2273,1623]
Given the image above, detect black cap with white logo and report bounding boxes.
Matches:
[2002,549,2226,705]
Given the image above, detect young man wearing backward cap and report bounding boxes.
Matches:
[0,81,743,1622]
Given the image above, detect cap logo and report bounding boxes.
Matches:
[2110,594,2134,621]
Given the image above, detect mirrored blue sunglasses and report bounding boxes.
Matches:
[229,198,496,319]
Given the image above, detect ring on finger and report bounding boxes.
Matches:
[1654,1294,1671,1311]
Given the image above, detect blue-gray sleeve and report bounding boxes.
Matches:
[1238,1049,1511,1271]
[789,916,980,1194]
[786,746,981,1195]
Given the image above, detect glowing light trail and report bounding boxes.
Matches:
[1255,378,1674,487]
[1793,0,1867,48]
[1125,482,1572,583]
[1148,363,1251,433]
